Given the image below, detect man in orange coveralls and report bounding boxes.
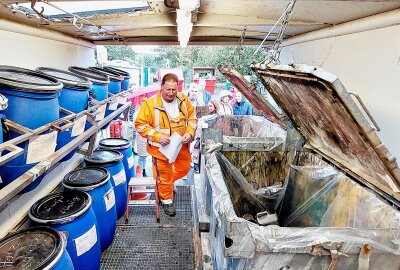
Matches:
[135,73,197,216]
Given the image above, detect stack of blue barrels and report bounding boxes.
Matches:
[37,67,93,161]
[29,190,102,270]
[84,150,128,218]
[0,65,136,270]
[103,66,131,91]
[0,66,63,192]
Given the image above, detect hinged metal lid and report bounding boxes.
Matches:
[89,67,124,81]
[37,67,92,90]
[0,227,63,270]
[0,66,63,93]
[103,66,130,78]
[68,66,110,84]
[251,63,400,199]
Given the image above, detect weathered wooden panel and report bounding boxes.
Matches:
[253,67,396,191]
[218,65,286,128]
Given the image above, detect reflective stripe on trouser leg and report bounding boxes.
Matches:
[152,157,174,203]
[172,144,191,182]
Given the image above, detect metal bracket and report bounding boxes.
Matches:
[310,242,349,270]
[349,92,381,132]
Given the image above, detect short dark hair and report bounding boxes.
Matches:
[162,73,179,85]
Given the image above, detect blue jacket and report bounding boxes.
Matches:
[203,91,211,105]
[233,100,252,115]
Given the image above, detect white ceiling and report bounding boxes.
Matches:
[0,0,400,45]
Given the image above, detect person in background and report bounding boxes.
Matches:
[218,90,233,115]
[198,79,211,105]
[190,99,220,173]
[207,99,220,115]
[135,73,197,217]
[229,87,237,106]
[188,82,203,107]
[233,92,253,115]
[132,96,149,177]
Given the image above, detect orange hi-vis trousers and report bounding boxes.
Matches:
[152,144,191,203]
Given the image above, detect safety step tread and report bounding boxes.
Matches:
[127,200,157,206]
[128,177,156,186]
[130,189,155,193]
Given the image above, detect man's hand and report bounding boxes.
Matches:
[159,135,171,146]
[181,132,192,144]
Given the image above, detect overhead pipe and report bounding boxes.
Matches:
[283,8,400,47]
[0,18,95,48]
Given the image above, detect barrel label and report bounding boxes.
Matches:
[104,189,116,211]
[127,155,134,169]
[26,131,57,164]
[95,104,107,121]
[71,115,87,137]
[109,100,118,111]
[113,169,126,186]
[118,96,127,104]
[74,224,97,256]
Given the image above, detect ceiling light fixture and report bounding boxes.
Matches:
[175,0,199,48]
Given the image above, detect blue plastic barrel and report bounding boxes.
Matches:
[29,191,101,270]
[84,150,127,218]
[0,66,62,131]
[63,167,117,251]
[37,67,92,113]
[38,67,93,162]
[99,138,135,181]
[0,66,62,192]
[89,67,124,95]
[68,66,109,101]
[0,227,74,270]
[104,67,130,90]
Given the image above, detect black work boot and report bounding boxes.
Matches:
[162,203,176,217]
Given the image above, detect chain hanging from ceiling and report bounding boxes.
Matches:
[263,0,298,65]
[21,0,126,44]
[231,26,247,67]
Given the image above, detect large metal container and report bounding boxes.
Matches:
[201,64,400,270]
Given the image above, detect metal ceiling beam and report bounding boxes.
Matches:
[49,12,325,27]
[106,26,272,37]
[93,36,266,45]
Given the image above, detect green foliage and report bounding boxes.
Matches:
[105,46,136,63]
[149,45,265,82]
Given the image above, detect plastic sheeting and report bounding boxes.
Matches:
[204,115,287,138]
[205,150,400,270]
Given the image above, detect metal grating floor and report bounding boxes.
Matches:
[101,186,196,270]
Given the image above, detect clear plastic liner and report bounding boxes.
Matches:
[204,115,287,138]
[205,151,400,270]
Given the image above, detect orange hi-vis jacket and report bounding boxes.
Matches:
[134,91,198,160]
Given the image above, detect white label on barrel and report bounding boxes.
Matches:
[95,104,107,121]
[26,132,57,164]
[109,100,118,111]
[118,96,127,104]
[113,169,126,186]
[74,224,97,257]
[71,115,87,137]
[104,188,116,211]
[127,155,134,169]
